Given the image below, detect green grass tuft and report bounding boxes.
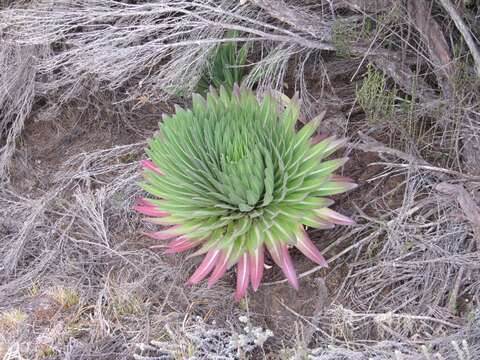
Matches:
[357,64,397,123]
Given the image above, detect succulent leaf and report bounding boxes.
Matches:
[136,87,356,299]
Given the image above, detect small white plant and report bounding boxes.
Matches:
[230,315,274,353]
[134,314,273,359]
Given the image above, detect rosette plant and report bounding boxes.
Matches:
[135,86,356,299]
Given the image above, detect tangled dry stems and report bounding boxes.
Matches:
[1,0,479,359]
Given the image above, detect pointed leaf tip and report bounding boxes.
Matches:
[337,181,358,192]
[133,205,169,217]
[265,239,283,268]
[330,175,358,191]
[141,159,164,175]
[165,236,199,254]
[280,244,299,290]
[296,229,328,267]
[144,225,181,240]
[316,208,356,225]
[310,133,329,145]
[234,253,250,300]
[325,137,348,154]
[137,197,155,206]
[249,246,264,292]
[207,251,229,288]
[187,250,220,285]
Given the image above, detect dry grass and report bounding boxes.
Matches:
[1,0,479,359]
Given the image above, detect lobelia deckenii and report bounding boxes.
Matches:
[135,86,357,299]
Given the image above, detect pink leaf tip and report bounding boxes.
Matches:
[279,244,299,290]
[249,246,264,292]
[316,208,356,225]
[165,236,199,254]
[296,228,328,267]
[186,249,220,285]
[141,159,164,176]
[234,253,250,300]
[133,205,169,217]
[143,224,181,240]
[207,251,229,288]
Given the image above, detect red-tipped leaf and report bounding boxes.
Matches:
[265,237,284,267]
[295,228,328,267]
[235,253,250,300]
[316,208,355,225]
[143,225,181,240]
[330,174,355,183]
[279,244,299,290]
[141,159,164,175]
[207,250,230,288]
[187,249,220,285]
[137,197,156,206]
[249,246,264,291]
[133,205,170,217]
[164,236,200,253]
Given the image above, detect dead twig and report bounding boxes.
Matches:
[407,0,453,95]
[437,0,480,78]
[352,131,430,165]
[369,162,480,181]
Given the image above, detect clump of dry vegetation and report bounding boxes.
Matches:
[0,0,479,359]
